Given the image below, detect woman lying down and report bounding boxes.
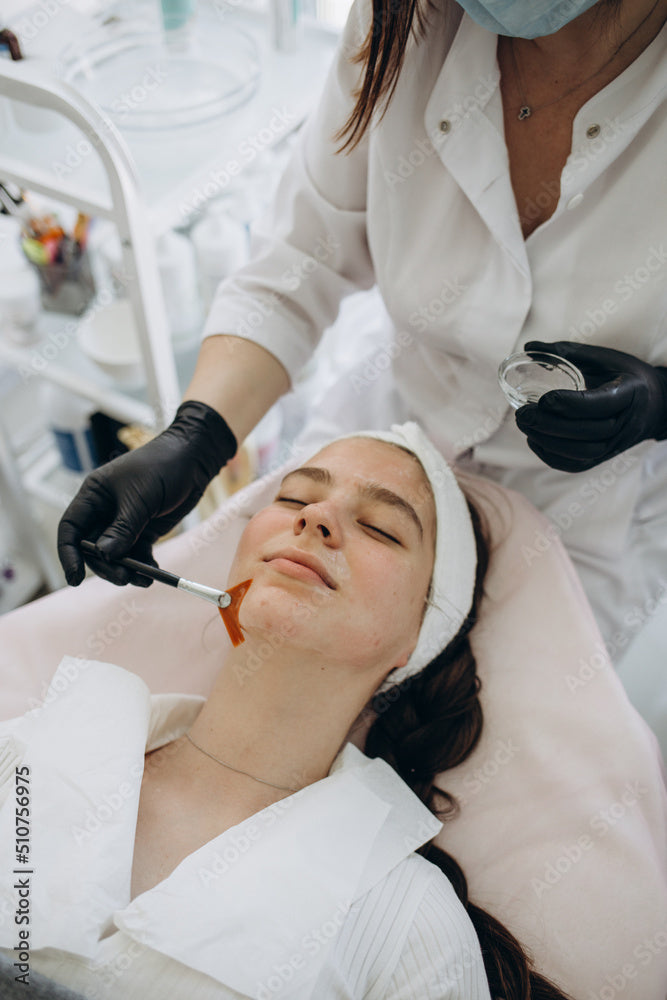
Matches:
[0,423,573,1000]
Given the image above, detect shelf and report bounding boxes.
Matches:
[0,2,342,601]
[0,3,340,429]
[1,6,338,234]
[0,151,113,219]
[20,434,81,509]
[0,333,156,428]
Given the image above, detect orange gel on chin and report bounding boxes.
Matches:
[218,579,253,646]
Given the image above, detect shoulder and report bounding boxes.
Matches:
[386,857,491,999]
[332,854,491,999]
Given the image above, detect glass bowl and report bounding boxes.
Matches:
[498,351,586,409]
[60,6,260,132]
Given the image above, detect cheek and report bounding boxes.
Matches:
[227,509,287,583]
[356,553,428,642]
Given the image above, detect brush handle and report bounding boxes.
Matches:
[80,539,179,587]
[79,538,231,608]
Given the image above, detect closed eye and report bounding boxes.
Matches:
[276,497,400,543]
[361,523,401,544]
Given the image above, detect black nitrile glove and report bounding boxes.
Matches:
[514,341,667,473]
[57,401,237,587]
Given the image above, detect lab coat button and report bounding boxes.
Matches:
[567,193,584,210]
[586,124,601,138]
[438,119,451,134]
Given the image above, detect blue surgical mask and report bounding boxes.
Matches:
[456,0,602,38]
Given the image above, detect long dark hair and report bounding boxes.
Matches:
[363,496,573,999]
[334,0,629,153]
[333,0,439,153]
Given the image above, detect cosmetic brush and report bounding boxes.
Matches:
[80,539,252,646]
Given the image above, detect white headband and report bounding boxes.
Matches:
[342,423,477,694]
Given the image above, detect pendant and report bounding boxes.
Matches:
[518,105,532,121]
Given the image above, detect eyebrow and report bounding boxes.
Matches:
[280,466,424,539]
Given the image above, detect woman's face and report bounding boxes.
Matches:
[228,437,437,683]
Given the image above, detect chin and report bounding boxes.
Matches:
[237,584,313,643]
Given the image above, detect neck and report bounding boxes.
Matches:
[517,0,666,65]
[500,0,667,121]
[174,634,379,810]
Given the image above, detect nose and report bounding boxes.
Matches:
[293,501,342,546]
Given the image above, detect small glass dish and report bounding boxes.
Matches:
[498,351,586,409]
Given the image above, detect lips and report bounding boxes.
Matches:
[265,548,337,589]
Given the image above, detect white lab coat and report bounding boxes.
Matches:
[204,0,667,648]
[0,658,491,1000]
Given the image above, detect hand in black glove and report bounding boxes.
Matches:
[57,400,237,587]
[514,341,667,473]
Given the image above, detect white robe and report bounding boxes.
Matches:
[203,0,667,651]
[0,658,491,999]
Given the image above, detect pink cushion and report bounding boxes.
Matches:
[1,468,665,998]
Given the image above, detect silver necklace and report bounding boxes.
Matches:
[185,732,300,792]
[509,0,663,120]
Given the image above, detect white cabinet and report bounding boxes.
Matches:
[0,4,339,599]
